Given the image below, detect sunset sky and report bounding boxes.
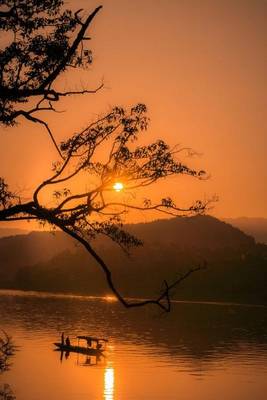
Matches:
[0,0,266,224]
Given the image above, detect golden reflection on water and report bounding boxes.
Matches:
[104,295,117,302]
[104,365,115,400]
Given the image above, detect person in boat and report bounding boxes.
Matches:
[61,332,65,345]
[65,336,71,347]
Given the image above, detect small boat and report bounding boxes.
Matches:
[54,343,101,355]
[54,335,108,355]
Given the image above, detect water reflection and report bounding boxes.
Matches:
[57,349,103,367]
[104,365,114,400]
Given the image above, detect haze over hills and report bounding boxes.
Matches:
[0,215,266,304]
[225,217,267,244]
[0,231,75,283]
[0,227,30,238]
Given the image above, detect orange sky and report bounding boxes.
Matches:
[0,0,266,225]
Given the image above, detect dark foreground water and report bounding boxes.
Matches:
[0,290,267,400]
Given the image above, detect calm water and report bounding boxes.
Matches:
[1,290,267,400]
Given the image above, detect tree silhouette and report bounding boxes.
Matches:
[0,332,14,374]
[0,1,209,311]
[0,384,15,400]
[0,0,102,155]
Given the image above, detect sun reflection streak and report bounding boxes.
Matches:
[104,365,115,400]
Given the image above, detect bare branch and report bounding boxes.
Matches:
[15,111,63,158]
[50,83,104,98]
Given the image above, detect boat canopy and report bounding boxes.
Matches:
[77,336,108,343]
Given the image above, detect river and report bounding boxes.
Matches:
[0,290,267,400]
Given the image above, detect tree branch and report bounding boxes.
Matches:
[39,6,103,91]
[54,222,205,312]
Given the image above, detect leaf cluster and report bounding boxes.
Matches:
[0,177,18,210]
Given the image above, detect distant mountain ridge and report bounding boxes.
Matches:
[0,215,266,304]
[225,217,267,244]
[127,215,255,249]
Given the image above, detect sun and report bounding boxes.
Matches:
[113,182,124,192]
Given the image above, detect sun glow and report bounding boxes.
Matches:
[113,182,124,192]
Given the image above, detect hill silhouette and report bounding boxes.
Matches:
[0,231,75,284]
[0,215,266,304]
[127,215,255,249]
